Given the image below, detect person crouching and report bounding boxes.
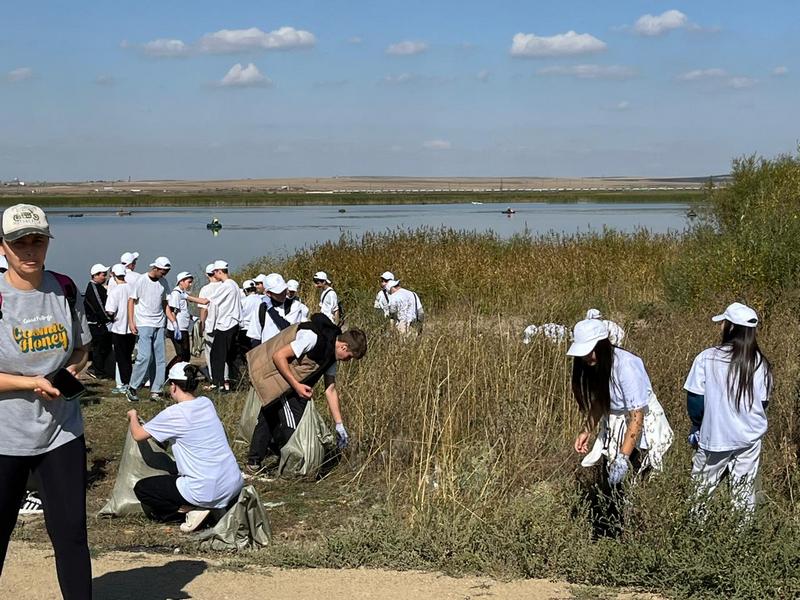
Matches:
[127,362,243,532]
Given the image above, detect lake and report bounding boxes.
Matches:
[42,201,692,283]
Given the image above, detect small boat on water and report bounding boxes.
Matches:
[67,213,84,218]
[338,208,346,213]
[471,201,483,205]
[206,218,222,231]
[501,207,516,215]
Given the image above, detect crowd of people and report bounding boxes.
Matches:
[0,202,774,599]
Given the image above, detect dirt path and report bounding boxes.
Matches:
[2,542,658,600]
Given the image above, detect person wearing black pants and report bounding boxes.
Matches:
[247,394,306,465]
[85,263,115,379]
[0,437,91,598]
[210,324,239,389]
[112,332,137,386]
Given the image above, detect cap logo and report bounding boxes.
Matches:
[13,209,40,223]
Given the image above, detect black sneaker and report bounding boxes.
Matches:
[126,387,139,403]
[19,491,43,515]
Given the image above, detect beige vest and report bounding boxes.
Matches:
[245,324,329,407]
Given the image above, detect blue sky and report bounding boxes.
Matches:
[1,1,797,180]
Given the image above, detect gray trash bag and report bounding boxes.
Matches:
[194,485,271,551]
[236,386,262,443]
[278,400,336,478]
[98,429,178,517]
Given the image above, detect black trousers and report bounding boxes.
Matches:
[210,325,239,387]
[247,395,307,464]
[134,475,189,522]
[0,436,91,600]
[89,325,115,379]
[166,329,191,372]
[112,332,137,385]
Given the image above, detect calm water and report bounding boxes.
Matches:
[43,201,690,283]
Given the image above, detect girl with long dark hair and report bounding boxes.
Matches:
[684,302,772,513]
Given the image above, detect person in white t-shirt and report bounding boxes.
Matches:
[196,265,221,383]
[313,271,340,324]
[126,257,178,402]
[585,308,625,346]
[240,279,262,349]
[568,318,670,537]
[684,302,772,514]
[247,273,308,344]
[127,362,243,532]
[386,279,424,335]
[166,271,194,369]
[105,263,136,394]
[373,271,394,318]
[110,251,141,290]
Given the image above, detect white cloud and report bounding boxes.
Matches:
[219,63,271,87]
[476,69,490,82]
[386,40,428,56]
[633,10,688,36]
[510,31,606,58]
[677,68,728,81]
[199,27,315,53]
[772,66,789,76]
[612,101,631,111]
[383,73,415,85]
[7,67,33,82]
[94,75,115,86]
[537,64,637,80]
[142,39,189,57]
[422,139,451,150]
[727,77,757,89]
[347,36,363,45]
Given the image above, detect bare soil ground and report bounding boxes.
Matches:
[2,542,660,600]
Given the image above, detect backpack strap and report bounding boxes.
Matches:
[48,271,78,313]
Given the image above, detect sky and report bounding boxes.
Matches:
[1,1,797,180]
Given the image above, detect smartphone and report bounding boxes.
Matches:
[46,368,86,401]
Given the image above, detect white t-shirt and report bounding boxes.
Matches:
[167,288,191,332]
[319,287,339,320]
[105,282,131,335]
[248,297,308,343]
[143,396,243,508]
[240,293,263,335]
[198,281,219,332]
[684,346,770,452]
[208,279,242,332]
[290,329,337,377]
[388,288,423,324]
[374,288,391,317]
[130,275,170,328]
[609,348,651,413]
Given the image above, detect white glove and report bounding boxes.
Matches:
[607,454,630,485]
[174,329,183,341]
[335,422,349,449]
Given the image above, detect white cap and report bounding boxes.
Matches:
[175,271,193,284]
[286,279,300,292]
[380,271,395,281]
[712,302,759,328]
[212,260,229,271]
[149,256,171,269]
[586,308,602,320]
[566,319,610,357]
[111,263,127,277]
[385,279,400,289]
[1,204,53,241]
[253,273,268,284]
[205,263,216,275]
[120,251,139,266]
[166,361,191,381]
[313,271,331,283]
[265,273,288,294]
[90,263,110,275]
[243,279,255,290]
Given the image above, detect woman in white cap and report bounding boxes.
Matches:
[166,271,194,370]
[568,318,671,536]
[684,302,772,514]
[0,203,92,598]
[127,362,243,532]
[313,271,340,324]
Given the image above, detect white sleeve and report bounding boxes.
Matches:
[167,290,180,310]
[105,288,118,315]
[618,356,650,411]
[290,330,318,358]
[142,406,186,443]
[246,308,262,340]
[129,277,141,300]
[684,352,706,395]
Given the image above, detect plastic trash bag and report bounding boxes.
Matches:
[194,485,271,551]
[278,400,335,478]
[237,386,262,443]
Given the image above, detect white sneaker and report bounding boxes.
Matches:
[180,509,210,533]
[19,491,43,515]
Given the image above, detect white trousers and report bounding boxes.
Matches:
[691,439,761,513]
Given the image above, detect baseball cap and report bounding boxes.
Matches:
[385,279,400,289]
[253,273,268,285]
[149,256,171,269]
[166,361,191,382]
[90,263,110,276]
[566,319,610,357]
[380,271,395,281]
[213,260,229,271]
[585,308,602,320]
[712,302,759,328]
[313,271,331,283]
[1,204,53,242]
[120,251,139,266]
[243,279,255,290]
[175,271,193,284]
[205,263,216,276]
[111,263,127,277]
[286,279,300,292]
[265,273,288,294]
